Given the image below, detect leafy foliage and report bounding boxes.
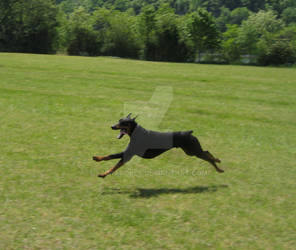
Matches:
[221,24,241,63]
[99,11,141,58]
[67,7,100,56]
[139,4,191,61]
[0,0,59,53]
[257,39,296,65]
[186,9,220,61]
[238,10,284,55]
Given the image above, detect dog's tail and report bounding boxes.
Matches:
[183,130,193,136]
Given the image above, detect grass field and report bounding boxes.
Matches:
[0,53,295,249]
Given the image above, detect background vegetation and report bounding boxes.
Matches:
[1,53,296,248]
[1,0,296,65]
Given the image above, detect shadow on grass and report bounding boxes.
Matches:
[101,184,228,198]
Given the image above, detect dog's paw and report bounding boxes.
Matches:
[93,156,101,162]
[217,168,224,173]
[216,158,221,163]
[98,174,106,178]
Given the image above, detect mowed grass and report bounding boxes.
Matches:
[0,53,295,249]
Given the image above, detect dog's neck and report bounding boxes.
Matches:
[127,122,138,137]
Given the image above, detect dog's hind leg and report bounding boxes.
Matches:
[178,134,204,156]
[203,151,221,163]
[175,133,224,173]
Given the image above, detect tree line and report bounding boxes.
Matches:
[1,0,296,65]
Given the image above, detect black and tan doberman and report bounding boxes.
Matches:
[93,113,224,178]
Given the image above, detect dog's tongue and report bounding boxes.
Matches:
[117,129,126,139]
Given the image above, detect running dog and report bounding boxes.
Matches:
[93,113,224,178]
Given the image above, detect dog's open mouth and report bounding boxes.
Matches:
[117,128,127,139]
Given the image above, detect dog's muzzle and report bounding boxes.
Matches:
[111,124,127,139]
[111,125,119,130]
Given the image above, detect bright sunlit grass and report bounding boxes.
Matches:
[0,53,295,249]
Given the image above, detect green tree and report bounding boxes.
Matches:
[238,10,284,55]
[187,8,220,61]
[0,0,19,51]
[138,5,157,59]
[174,0,190,15]
[67,7,99,56]
[242,0,266,12]
[59,0,93,13]
[281,7,296,25]
[101,11,141,58]
[23,0,59,53]
[55,7,69,52]
[139,4,190,61]
[275,24,296,59]
[190,0,206,12]
[92,8,141,58]
[257,38,296,65]
[277,24,296,44]
[230,7,251,25]
[0,0,59,53]
[221,24,241,63]
[154,5,190,61]
[216,7,231,31]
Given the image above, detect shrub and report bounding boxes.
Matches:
[257,40,296,65]
[101,12,141,58]
[67,28,99,56]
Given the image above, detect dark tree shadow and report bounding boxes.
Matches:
[101,185,228,198]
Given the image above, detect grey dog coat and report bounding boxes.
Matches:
[122,125,197,163]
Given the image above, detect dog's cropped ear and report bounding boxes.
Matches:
[126,113,132,119]
[132,115,138,121]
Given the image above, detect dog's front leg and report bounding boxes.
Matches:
[93,155,111,162]
[98,160,124,178]
[93,152,123,162]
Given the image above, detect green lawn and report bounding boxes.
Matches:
[0,53,295,249]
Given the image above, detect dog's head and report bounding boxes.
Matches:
[111,113,138,139]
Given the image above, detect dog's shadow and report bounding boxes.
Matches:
[101,184,228,198]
